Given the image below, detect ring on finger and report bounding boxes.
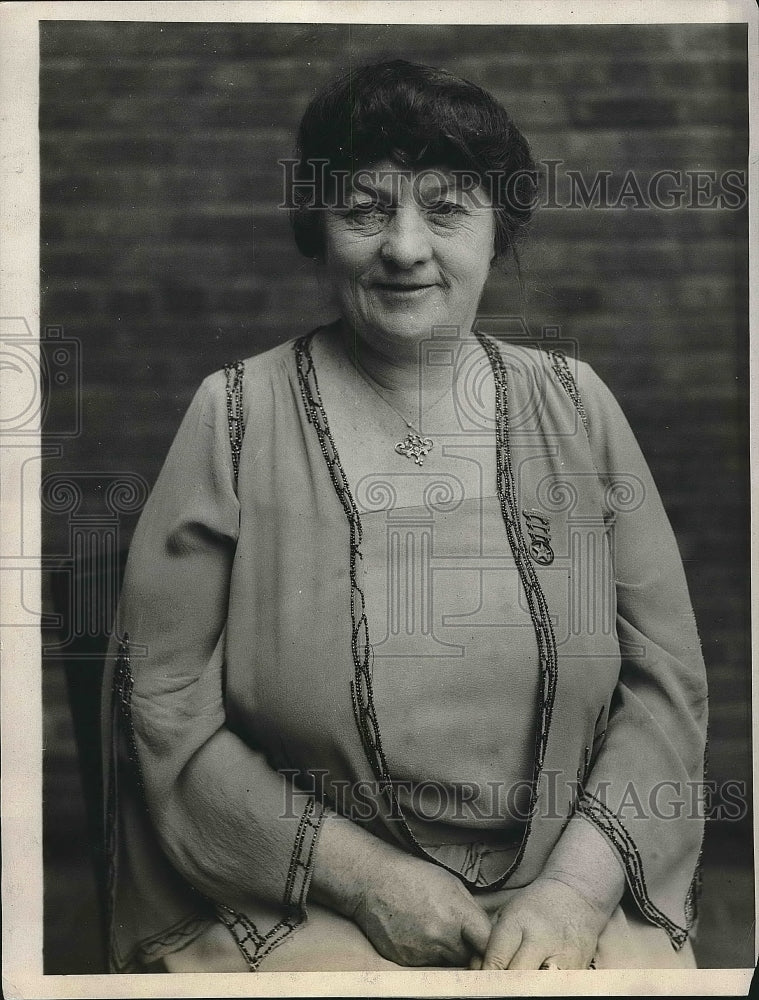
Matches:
[539,960,562,971]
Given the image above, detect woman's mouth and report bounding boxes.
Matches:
[373,282,437,297]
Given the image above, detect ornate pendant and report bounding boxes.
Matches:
[395,431,434,466]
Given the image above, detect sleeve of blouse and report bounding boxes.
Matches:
[113,371,324,916]
[571,361,709,949]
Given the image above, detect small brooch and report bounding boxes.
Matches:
[522,509,554,565]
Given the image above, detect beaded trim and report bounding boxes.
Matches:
[104,650,122,970]
[106,634,143,968]
[110,634,146,799]
[684,738,709,929]
[684,859,701,932]
[293,336,424,851]
[215,903,299,972]
[105,632,315,972]
[212,801,324,972]
[577,791,688,949]
[283,797,325,910]
[224,361,245,485]
[107,369,321,974]
[106,633,176,972]
[548,346,701,945]
[547,349,589,435]
[213,800,325,971]
[547,348,699,946]
[225,360,326,970]
[294,331,559,887]
[578,744,591,792]
[111,914,213,973]
[474,331,560,881]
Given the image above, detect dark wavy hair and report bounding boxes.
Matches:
[290,59,537,266]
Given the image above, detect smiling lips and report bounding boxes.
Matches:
[373,282,437,294]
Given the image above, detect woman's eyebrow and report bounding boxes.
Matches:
[344,181,393,204]
[415,183,474,205]
[343,169,480,206]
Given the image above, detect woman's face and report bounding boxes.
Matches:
[321,160,495,351]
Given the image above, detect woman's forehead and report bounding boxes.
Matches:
[346,160,488,200]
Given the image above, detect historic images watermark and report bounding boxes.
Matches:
[278,159,747,212]
[279,771,748,824]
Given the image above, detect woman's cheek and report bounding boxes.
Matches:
[325,220,383,258]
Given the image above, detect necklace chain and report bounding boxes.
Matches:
[349,356,447,466]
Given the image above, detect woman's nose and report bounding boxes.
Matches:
[379,207,433,268]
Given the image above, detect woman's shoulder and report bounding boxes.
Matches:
[483,337,611,407]
[483,338,631,460]
[199,330,329,415]
[201,334,301,390]
[177,334,309,444]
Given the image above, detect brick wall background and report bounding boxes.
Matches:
[39,21,750,971]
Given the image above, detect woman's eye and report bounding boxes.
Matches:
[345,205,387,224]
[426,201,466,219]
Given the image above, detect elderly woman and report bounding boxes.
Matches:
[102,59,708,973]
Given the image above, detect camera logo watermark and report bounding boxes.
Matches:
[1,318,149,648]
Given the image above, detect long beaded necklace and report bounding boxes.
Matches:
[293,328,559,889]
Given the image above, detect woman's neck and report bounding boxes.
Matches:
[333,319,454,405]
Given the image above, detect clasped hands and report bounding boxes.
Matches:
[349,848,611,970]
[312,811,623,970]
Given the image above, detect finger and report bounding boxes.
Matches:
[460,906,493,957]
[508,941,555,970]
[541,951,587,970]
[481,915,522,970]
[469,954,482,970]
[513,947,588,971]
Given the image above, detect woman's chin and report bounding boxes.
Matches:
[358,309,453,344]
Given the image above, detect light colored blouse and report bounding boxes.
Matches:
[102,325,708,971]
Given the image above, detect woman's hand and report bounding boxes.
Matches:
[469,814,626,970]
[474,874,609,969]
[310,813,491,967]
[352,847,492,966]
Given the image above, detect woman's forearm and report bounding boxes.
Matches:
[309,811,395,918]
[539,813,626,920]
[312,810,627,923]
[309,811,493,966]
